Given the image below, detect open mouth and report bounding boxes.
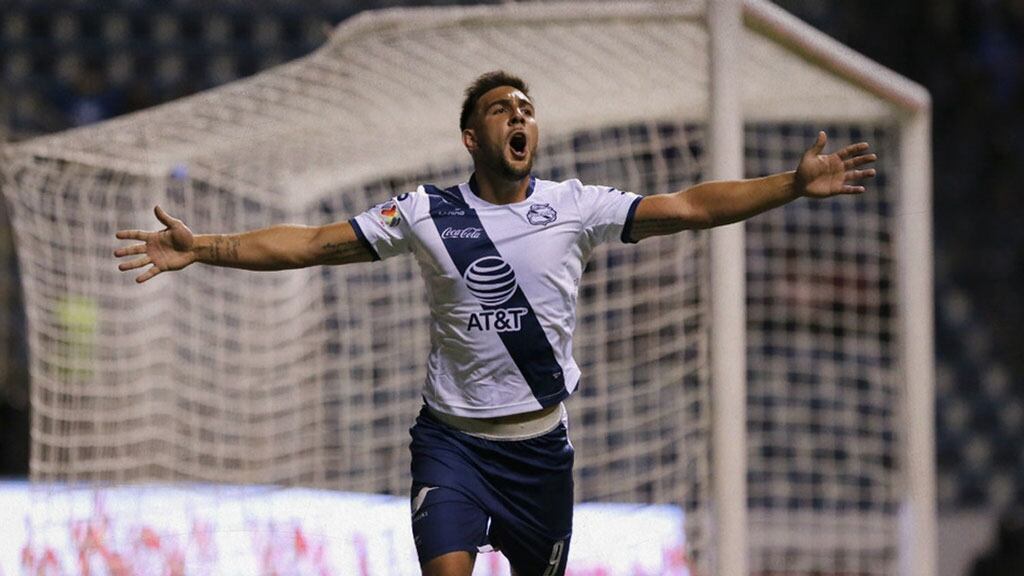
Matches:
[509,132,528,159]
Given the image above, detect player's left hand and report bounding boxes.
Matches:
[794,131,877,198]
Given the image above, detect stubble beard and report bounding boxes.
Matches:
[500,154,533,180]
[485,140,534,181]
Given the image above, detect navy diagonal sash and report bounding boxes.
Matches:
[425,184,567,407]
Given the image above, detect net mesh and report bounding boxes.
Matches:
[744,123,901,575]
[1,2,916,575]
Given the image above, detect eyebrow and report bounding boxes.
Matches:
[486,98,534,111]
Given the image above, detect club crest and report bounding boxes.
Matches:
[527,203,557,226]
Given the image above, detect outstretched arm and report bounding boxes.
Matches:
[629,132,877,241]
[114,206,374,283]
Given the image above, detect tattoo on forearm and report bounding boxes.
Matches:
[206,239,220,263]
[202,237,241,264]
[224,237,239,262]
[320,241,368,265]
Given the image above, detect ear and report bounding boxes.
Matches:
[462,128,478,154]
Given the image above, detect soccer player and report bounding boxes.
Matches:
[114,71,877,576]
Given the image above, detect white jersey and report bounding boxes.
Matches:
[350,176,642,418]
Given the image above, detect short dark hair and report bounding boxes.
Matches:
[459,70,530,131]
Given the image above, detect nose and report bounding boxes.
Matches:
[509,106,525,125]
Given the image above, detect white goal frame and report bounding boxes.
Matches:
[711,2,934,576]
[0,1,934,575]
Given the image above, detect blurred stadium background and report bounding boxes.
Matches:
[0,0,1021,575]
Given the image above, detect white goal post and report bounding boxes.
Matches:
[709,2,934,576]
[0,1,933,575]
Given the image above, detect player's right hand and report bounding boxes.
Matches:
[114,205,195,283]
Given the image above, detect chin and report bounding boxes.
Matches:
[500,156,534,180]
[501,165,531,180]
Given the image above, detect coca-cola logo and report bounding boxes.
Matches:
[441,226,482,239]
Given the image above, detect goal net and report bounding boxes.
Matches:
[0,1,932,574]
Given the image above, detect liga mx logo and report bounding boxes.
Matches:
[463,256,518,306]
[377,200,401,227]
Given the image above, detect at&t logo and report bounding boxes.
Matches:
[467,308,528,332]
[463,256,517,305]
[463,256,526,332]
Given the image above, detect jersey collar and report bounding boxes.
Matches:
[464,173,536,208]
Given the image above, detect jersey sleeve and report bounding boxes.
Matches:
[349,194,415,261]
[572,180,644,245]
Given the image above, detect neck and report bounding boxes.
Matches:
[470,170,531,205]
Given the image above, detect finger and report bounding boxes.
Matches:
[154,205,178,228]
[841,185,867,194]
[136,266,161,284]
[844,154,878,169]
[115,230,149,240]
[845,168,877,180]
[837,142,870,160]
[113,243,148,258]
[119,256,152,271]
[808,131,827,156]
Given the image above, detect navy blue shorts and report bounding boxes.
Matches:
[408,406,574,576]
